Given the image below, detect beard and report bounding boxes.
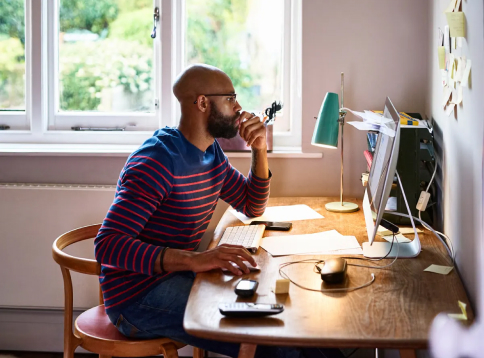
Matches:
[206,101,239,139]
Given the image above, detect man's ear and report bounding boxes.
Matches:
[197,96,208,113]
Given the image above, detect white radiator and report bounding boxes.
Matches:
[0,183,116,309]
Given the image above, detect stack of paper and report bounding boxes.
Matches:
[261,229,362,257]
[343,109,396,137]
[230,204,323,225]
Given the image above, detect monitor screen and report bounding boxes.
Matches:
[363,97,401,246]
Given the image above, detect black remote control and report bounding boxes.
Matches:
[218,303,284,317]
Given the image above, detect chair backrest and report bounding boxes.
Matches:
[52,224,102,276]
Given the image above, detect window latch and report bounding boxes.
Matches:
[71,125,136,131]
[0,125,10,130]
[151,7,160,39]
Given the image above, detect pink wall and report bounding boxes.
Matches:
[301,0,429,197]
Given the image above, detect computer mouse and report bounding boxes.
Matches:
[320,258,347,283]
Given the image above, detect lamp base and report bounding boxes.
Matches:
[325,201,359,213]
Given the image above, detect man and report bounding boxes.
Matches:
[95,64,343,358]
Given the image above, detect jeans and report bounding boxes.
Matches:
[106,271,345,358]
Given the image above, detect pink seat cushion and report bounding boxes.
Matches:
[76,305,131,341]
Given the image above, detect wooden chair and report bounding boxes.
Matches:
[52,223,204,358]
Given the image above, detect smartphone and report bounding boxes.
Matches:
[234,279,259,297]
[250,221,292,231]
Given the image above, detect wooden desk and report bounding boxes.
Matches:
[184,197,473,358]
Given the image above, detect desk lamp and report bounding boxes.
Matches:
[312,73,359,213]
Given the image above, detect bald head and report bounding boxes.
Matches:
[173,64,234,105]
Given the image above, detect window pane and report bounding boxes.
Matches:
[58,0,155,112]
[185,0,284,114]
[0,0,26,111]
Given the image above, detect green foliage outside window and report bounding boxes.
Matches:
[59,0,118,35]
[59,40,152,111]
[186,0,258,109]
[0,0,259,111]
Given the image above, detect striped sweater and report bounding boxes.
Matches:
[94,127,271,313]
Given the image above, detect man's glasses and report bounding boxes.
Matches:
[194,93,237,104]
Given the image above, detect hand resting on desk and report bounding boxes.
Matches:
[161,244,257,276]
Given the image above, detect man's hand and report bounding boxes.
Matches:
[238,111,267,150]
[189,244,257,275]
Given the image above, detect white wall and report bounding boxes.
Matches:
[427,0,484,309]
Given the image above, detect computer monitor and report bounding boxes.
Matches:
[362,97,421,258]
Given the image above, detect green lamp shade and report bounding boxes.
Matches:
[311,92,339,148]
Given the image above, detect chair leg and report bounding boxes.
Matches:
[160,342,180,358]
[193,347,205,358]
[238,343,257,358]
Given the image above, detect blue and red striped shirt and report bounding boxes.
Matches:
[94,127,271,313]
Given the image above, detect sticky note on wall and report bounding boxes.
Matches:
[446,12,466,37]
[438,47,446,69]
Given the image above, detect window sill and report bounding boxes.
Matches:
[0,143,323,158]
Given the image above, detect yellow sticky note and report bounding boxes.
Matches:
[446,12,466,37]
[424,264,453,275]
[399,227,422,235]
[438,47,446,69]
[383,233,411,243]
[448,300,467,320]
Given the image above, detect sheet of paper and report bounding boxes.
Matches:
[424,264,454,275]
[347,121,380,131]
[457,37,462,47]
[383,233,411,243]
[441,69,447,87]
[451,87,457,104]
[260,230,361,257]
[438,46,446,69]
[445,0,457,13]
[378,124,396,137]
[446,103,455,117]
[448,300,467,320]
[343,109,392,124]
[460,59,471,87]
[230,204,323,225]
[456,83,463,104]
[444,26,450,53]
[291,246,364,256]
[442,87,452,108]
[448,53,455,73]
[451,37,456,49]
[446,12,466,37]
[454,57,462,81]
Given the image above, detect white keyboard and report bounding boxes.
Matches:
[218,225,265,253]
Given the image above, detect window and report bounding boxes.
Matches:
[0,0,30,129]
[0,0,301,147]
[179,0,301,147]
[47,0,160,131]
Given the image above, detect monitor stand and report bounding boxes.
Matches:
[363,172,422,258]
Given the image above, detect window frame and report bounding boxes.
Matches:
[0,0,301,148]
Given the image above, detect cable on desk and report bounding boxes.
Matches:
[387,211,455,266]
[416,162,455,265]
[279,259,375,293]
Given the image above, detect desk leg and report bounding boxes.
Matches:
[238,343,257,358]
[399,349,417,358]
